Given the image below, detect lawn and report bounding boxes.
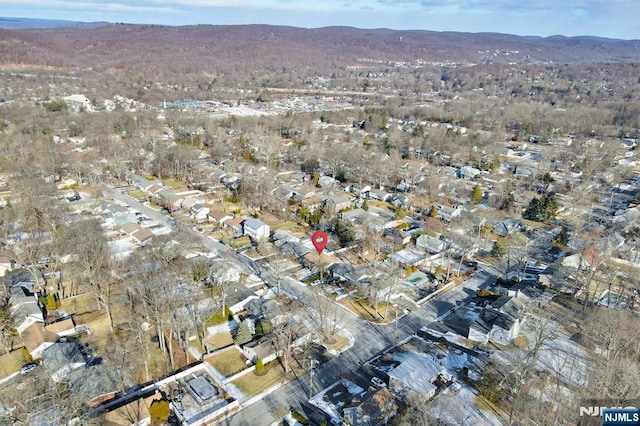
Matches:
[60,292,99,315]
[272,221,298,232]
[162,178,189,191]
[322,334,350,353]
[0,349,28,378]
[127,189,147,200]
[204,331,234,352]
[231,362,295,397]
[227,236,252,250]
[206,349,248,377]
[204,306,231,327]
[341,299,400,323]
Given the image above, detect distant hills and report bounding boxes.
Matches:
[0,19,639,77]
[0,17,107,30]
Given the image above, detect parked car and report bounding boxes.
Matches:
[20,363,37,375]
[371,376,386,387]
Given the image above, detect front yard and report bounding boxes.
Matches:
[231,361,300,397]
[206,349,249,377]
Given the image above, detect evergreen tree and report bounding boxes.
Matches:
[332,219,355,246]
[554,222,570,246]
[523,192,558,223]
[234,320,253,345]
[255,357,265,374]
[471,184,483,204]
[362,200,369,211]
[491,241,505,258]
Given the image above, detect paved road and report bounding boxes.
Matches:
[98,184,498,425]
[99,184,238,260]
[226,269,497,426]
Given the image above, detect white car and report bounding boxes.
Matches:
[371,377,386,387]
[20,363,37,375]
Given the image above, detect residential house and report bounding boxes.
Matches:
[404,271,434,292]
[271,187,298,205]
[181,197,200,211]
[469,296,524,345]
[325,195,353,217]
[3,268,45,295]
[469,309,520,346]
[102,392,158,425]
[390,194,411,208]
[382,227,411,247]
[343,387,398,426]
[42,341,87,382]
[45,317,80,338]
[129,174,159,193]
[121,223,154,244]
[21,322,58,359]
[391,248,426,267]
[156,188,184,212]
[491,218,524,237]
[190,203,210,221]
[242,336,277,364]
[68,364,121,407]
[416,235,446,254]
[301,193,325,213]
[436,205,462,222]
[328,262,371,285]
[562,244,601,270]
[459,166,481,180]
[317,175,338,188]
[339,208,370,223]
[244,297,279,320]
[243,218,270,241]
[209,210,233,225]
[278,240,312,260]
[225,217,245,235]
[443,166,459,178]
[242,320,310,364]
[367,189,391,202]
[387,353,451,400]
[10,292,44,334]
[0,255,13,277]
[147,183,164,198]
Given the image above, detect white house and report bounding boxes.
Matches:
[190,203,210,221]
[243,218,270,241]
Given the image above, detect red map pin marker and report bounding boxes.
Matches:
[312,230,328,255]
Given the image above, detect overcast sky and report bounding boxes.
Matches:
[1,0,638,40]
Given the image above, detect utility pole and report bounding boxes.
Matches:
[308,357,317,396]
[393,303,399,346]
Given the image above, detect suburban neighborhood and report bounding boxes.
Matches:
[0,18,639,426]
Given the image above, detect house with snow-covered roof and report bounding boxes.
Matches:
[387,352,451,400]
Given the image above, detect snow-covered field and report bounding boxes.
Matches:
[430,386,504,425]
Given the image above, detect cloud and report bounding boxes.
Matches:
[3,0,178,14]
[1,0,638,38]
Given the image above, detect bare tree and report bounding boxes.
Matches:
[304,292,346,342]
[272,299,303,374]
[72,219,115,332]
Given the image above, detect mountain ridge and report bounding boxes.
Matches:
[1,20,639,78]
